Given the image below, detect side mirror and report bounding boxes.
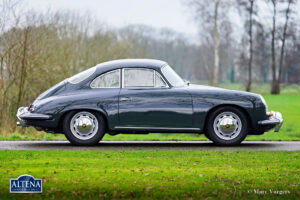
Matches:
[184,80,190,86]
[160,85,169,88]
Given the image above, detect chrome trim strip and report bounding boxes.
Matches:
[122,68,124,88]
[114,126,201,131]
[258,120,280,125]
[20,113,52,120]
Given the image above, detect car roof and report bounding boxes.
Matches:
[95,59,167,71]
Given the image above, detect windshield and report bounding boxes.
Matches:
[161,65,185,87]
[68,67,96,84]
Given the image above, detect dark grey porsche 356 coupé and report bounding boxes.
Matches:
[17,59,283,146]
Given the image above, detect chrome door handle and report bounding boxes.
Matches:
[120,97,131,101]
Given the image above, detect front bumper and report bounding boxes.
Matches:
[258,111,283,132]
[16,107,52,127]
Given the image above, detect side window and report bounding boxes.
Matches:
[155,72,168,88]
[68,67,96,84]
[90,69,120,88]
[124,68,154,87]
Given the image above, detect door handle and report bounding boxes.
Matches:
[120,97,131,101]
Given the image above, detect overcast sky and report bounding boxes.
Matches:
[26,0,198,36]
[25,0,299,43]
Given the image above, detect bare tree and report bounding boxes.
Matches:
[0,7,149,133]
[247,0,254,91]
[270,0,277,94]
[236,0,256,91]
[0,0,22,129]
[277,0,293,92]
[270,0,294,94]
[212,0,221,86]
[187,0,229,86]
[246,0,254,92]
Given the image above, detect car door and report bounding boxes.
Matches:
[118,68,193,129]
[90,69,121,129]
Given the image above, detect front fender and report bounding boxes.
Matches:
[191,93,256,131]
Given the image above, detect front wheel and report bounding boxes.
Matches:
[63,111,105,146]
[205,107,249,146]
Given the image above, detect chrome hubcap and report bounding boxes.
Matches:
[213,112,242,140]
[70,112,98,140]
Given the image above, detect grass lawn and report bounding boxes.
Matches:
[1,94,299,141]
[0,150,299,199]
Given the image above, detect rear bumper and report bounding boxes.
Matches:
[16,107,52,127]
[258,111,283,132]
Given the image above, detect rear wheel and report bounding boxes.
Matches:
[205,106,249,146]
[63,111,105,146]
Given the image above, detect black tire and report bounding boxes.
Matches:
[205,106,249,146]
[204,132,212,140]
[63,110,106,146]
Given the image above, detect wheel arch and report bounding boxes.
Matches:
[57,108,109,133]
[203,104,252,131]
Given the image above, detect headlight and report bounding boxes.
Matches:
[259,95,268,112]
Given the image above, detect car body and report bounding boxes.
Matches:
[17,59,283,145]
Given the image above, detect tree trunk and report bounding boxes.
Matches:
[246,0,254,92]
[212,0,220,86]
[0,56,4,127]
[276,0,292,94]
[16,28,29,109]
[270,0,278,94]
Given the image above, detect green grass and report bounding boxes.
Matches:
[192,82,300,95]
[247,94,300,141]
[1,94,299,141]
[0,150,299,200]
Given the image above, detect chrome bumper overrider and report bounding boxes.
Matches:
[16,107,51,127]
[258,111,283,132]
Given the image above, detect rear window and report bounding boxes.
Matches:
[68,67,96,84]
